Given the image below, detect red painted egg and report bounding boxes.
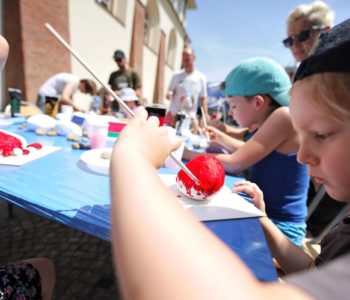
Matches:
[176,155,225,200]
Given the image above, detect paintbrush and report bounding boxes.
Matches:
[200,106,210,142]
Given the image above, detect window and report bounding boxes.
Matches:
[97,0,112,10]
[169,0,185,16]
[111,0,127,24]
[144,0,160,52]
[167,29,177,67]
[96,0,127,25]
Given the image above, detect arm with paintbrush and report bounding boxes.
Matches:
[206,125,246,151]
[110,110,311,300]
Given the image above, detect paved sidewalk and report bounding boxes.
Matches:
[0,201,121,300]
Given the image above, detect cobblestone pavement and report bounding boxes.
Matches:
[0,201,121,300]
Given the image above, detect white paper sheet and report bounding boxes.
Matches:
[0,146,61,166]
[159,174,265,221]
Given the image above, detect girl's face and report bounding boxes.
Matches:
[290,82,350,202]
[226,96,257,128]
[287,18,320,62]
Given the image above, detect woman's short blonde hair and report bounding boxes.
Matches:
[292,72,350,122]
[287,1,334,27]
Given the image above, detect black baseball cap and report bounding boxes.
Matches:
[294,18,350,82]
[113,50,125,60]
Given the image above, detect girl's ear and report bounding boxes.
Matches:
[252,95,266,111]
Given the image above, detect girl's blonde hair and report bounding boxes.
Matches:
[287,1,334,27]
[293,72,350,122]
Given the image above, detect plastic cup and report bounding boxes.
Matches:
[89,122,108,149]
[145,105,166,126]
[164,126,185,169]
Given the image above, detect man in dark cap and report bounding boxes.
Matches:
[107,49,142,113]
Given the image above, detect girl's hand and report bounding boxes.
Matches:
[114,110,182,168]
[232,181,266,213]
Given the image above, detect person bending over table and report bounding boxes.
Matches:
[0,34,55,300]
[37,73,96,112]
[110,20,350,299]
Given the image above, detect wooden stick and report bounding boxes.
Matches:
[200,106,210,142]
[45,23,200,185]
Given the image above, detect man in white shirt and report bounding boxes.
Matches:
[166,47,208,126]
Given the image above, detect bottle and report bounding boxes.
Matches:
[8,88,22,117]
[175,112,186,136]
[91,95,101,113]
[182,92,193,114]
[181,115,192,136]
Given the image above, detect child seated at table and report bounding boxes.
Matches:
[109,19,350,299]
[184,57,309,246]
[118,87,144,118]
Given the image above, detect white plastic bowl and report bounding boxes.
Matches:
[27,114,57,130]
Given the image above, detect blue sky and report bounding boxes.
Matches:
[186,0,350,83]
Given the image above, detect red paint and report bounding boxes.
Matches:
[27,143,42,150]
[108,122,127,133]
[177,155,225,198]
[0,131,23,156]
[0,132,43,157]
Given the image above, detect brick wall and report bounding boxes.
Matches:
[4,0,70,103]
[4,0,25,101]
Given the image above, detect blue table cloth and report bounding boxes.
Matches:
[0,125,277,282]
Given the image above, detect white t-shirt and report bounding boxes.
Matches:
[38,73,79,97]
[167,70,207,118]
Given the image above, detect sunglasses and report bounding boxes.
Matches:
[282,25,324,48]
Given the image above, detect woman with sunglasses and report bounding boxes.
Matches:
[284,1,346,241]
[284,1,333,63]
